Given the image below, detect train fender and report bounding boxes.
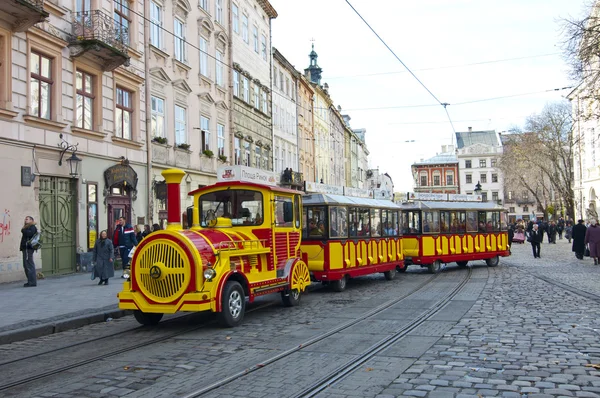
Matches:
[284,258,311,293]
[212,270,250,312]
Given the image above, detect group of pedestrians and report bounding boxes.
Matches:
[572,219,600,265]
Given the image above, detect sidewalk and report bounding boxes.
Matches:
[0,272,130,345]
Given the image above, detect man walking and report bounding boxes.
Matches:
[529,223,543,259]
[585,220,600,265]
[113,217,137,278]
[572,219,587,260]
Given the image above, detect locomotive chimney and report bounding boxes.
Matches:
[162,168,186,230]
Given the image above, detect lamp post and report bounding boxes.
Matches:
[58,133,82,178]
[474,181,482,199]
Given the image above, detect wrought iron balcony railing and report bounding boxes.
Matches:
[70,10,128,56]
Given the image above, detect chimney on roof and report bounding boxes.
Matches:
[468,127,472,132]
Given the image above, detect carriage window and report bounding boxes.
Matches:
[456,211,466,233]
[439,211,450,233]
[329,206,348,238]
[487,211,501,231]
[294,195,301,228]
[500,212,508,231]
[478,211,488,232]
[382,210,398,236]
[370,208,381,237]
[466,211,478,232]
[349,207,370,237]
[423,211,439,233]
[274,196,293,227]
[199,189,263,226]
[304,206,326,239]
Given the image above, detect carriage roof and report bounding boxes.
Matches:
[399,200,506,211]
[302,193,401,210]
[188,181,301,197]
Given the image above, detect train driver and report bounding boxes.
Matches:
[309,219,322,236]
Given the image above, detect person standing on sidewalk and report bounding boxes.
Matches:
[547,221,557,244]
[20,216,37,287]
[529,223,543,259]
[113,217,137,278]
[572,219,588,260]
[92,230,114,285]
[585,220,600,265]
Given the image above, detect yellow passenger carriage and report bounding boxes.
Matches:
[301,193,404,291]
[118,167,310,327]
[400,200,510,273]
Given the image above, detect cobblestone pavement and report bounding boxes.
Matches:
[7,237,600,398]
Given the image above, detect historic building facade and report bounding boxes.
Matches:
[0,0,148,282]
[231,0,276,171]
[297,73,315,183]
[456,129,504,203]
[329,105,347,187]
[411,148,459,194]
[146,0,231,225]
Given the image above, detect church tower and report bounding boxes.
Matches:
[304,43,322,85]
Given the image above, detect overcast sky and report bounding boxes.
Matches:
[269,0,591,191]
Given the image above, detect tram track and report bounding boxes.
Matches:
[180,271,454,398]
[515,266,600,302]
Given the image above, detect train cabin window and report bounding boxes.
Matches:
[401,211,421,234]
[329,206,348,238]
[423,211,440,234]
[294,195,301,228]
[466,211,478,232]
[440,211,450,233]
[456,211,466,233]
[275,196,293,227]
[391,211,399,236]
[487,211,501,232]
[478,211,488,232]
[199,189,263,226]
[349,207,370,237]
[370,208,381,237]
[382,209,398,236]
[500,211,508,231]
[304,206,326,239]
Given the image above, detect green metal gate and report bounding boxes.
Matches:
[39,176,76,274]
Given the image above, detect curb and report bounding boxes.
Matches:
[0,308,131,345]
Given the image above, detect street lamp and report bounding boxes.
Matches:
[66,152,82,178]
[474,181,482,194]
[58,133,82,178]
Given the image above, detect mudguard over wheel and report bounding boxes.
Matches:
[218,281,246,327]
[282,261,310,307]
[486,255,499,267]
[331,275,348,292]
[428,260,442,274]
[133,310,163,326]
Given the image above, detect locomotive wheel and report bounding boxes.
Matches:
[383,269,396,281]
[428,260,442,274]
[456,261,468,267]
[396,265,407,273]
[218,281,246,327]
[331,275,347,292]
[133,310,163,326]
[486,256,499,267]
[281,289,301,307]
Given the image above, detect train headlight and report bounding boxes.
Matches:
[203,268,216,281]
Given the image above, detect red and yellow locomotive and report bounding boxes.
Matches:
[118,167,310,327]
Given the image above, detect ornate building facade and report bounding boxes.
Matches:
[411,148,459,194]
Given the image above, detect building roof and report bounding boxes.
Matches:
[455,130,500,149]
[413,153,458,166]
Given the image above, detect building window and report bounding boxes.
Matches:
[492,191,499,202]
[480,173,487,183]
[232,3,239,33]
[200,37,208,77]
[87,183,98,251]
[446,173,453,186]
[174,19,186,62]
[113,0,131,46]
[150,1,162,48]
[492,173,498,183]
[261,34,267,61]
[30,52,53,120]
[217,123,225,156]
[253,25,259,53]
[466,174,472,184]
[253,85,259,109]
[175,105,186,144]
[420,175,427,186]
[273,104,278,126]
[244,141,250,166]
[75,70,94,129]
[233,70,239,97]
[273,67,278,88]
[481,192,488,201]
[234,137,241,165]
[509,207,515,213]
[199,0,208,10]
[115,87,133,140]
[242,14,249,44]
[216,51,224,86]
[508,191,513,200]
[479,159,486,168]
[255,146,261,168]
[201,116,210,150]
[243,77,249,102]
[151,96,165,138]
[523,205,529,212]
[491,158,497,167]
[465,160,471,168]
[433,175,440,186]
[261,90,267,114]
[263,148,269,169]
[215,0,222,24]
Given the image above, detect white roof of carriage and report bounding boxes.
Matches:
[303,193,401,209]
[399,201,506,211]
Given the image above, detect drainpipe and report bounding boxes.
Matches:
[228,0,234,166]
[144,0,153,223]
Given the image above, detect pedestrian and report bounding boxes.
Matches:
[152,223,162,232]
[572,219,587,260]
[283,167,290,182]
[113,216,137,278]
[547,221,557,244]
[142,224,151,239]
[557,217,565,240]
[528,223,543,259]
[92,230,114,285]
[565,221,573,243]
[585,219,600,265]
[508,224,514,253]
[134,224,143,243]
[20,215,37,287]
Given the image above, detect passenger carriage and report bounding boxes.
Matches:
[118,167,310,327]
[301,193,404,291]
[400,200,510,273]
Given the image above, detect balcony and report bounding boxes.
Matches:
[0,0,49,32]
[68,10,129,71]
[281,170,304,190]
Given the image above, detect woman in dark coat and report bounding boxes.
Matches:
[20,216,37,287]
[572,219,587,260]
[585,220,600,265]
[92,230,115,285]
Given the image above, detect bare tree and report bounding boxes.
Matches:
[500,101,576,219]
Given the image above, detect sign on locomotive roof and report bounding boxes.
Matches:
[217,165,279,187]
[408,192,482,202]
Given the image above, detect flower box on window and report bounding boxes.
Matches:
[152,136,168,144]
[218,154,227,162]
[203,149,214,158]
[177,143,191,150]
